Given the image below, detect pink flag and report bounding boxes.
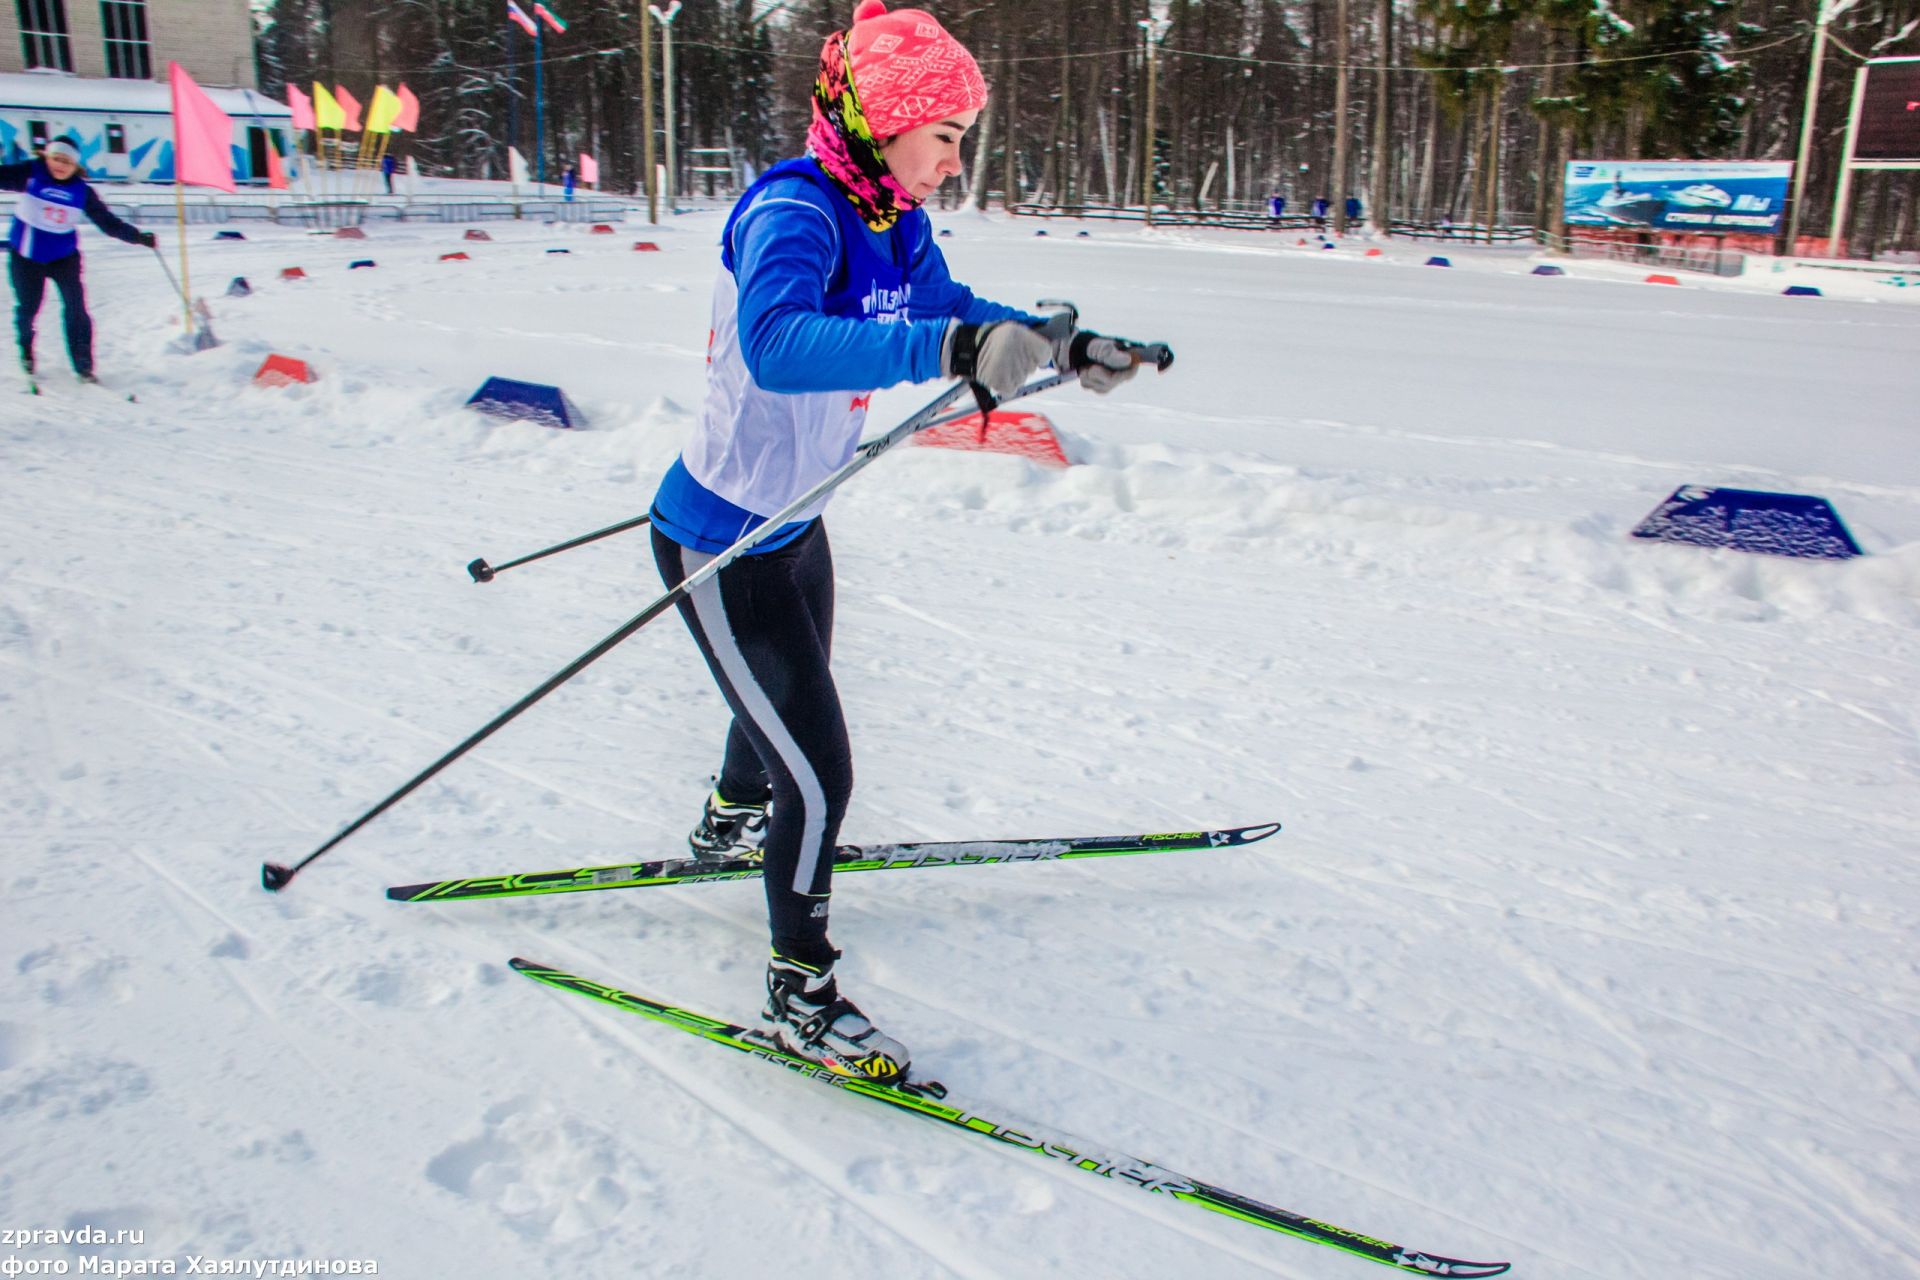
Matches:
[264,137,289,190]
[396,84,421,133]
[578,152,598,185]
[287,83,315,133]
[335,86,363,132]
[168,61,235,193]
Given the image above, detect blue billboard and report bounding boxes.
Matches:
[1564,160,1793,233]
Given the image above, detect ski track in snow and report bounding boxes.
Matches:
[2,209,1918,1279]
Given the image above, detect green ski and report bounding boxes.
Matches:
[508,958,1510,1276]
[389,821,1281,903]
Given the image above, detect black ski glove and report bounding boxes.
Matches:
[942,319,1052,400]
[138,231,158,249]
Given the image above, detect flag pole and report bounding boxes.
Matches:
[535,24,545,189]
[171,112,191,333]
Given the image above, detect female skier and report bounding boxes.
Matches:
[649,1,1140,1085]
[4,137,156,382]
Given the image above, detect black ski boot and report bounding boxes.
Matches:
[687,789,768,861]
[764,951,911,1085]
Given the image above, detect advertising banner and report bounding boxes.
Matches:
[1564,160,1793,233]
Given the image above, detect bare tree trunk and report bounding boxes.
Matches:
[1332,0,1350,233]
[967,88,995,209]
[1370,0,1390,232]
[1534,44,1556,240]
[1056,2,1074,206]
[1479,84,1501,240]
[1001,2,1020,210]
[1418,74,1438,219]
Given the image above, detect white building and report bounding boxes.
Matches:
[2,0,287,182]
[4,0,257,86]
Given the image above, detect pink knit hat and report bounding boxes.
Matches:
[843,1,988,140]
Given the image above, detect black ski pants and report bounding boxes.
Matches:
[653,521,849,965]
[9,251,93,375]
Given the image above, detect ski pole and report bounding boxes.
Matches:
[264,346,1172,893]
[468,512,655,583]
[151,246,218,350]
[266,379,972,892]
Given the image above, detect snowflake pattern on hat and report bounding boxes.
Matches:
[844,4,988,140]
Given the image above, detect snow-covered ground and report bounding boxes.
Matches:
[3,207,1918,1280]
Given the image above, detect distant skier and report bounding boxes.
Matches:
[1345,195,1362,224]
[1268,192,1286,223]
[650,0,1137,1085]
[1311,195,1329,231]
[562,166,575,202]
[381,151,397,195]
[4,136,155,382]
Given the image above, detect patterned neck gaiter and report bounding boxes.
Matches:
[806,31,919,234]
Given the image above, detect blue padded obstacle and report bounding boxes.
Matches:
[215,230,246,241]
[465,377,584,430]
[1426,256,1452,267]
[1631,485,1862,560]
[348,259,376,269]
[547,248,571,254]
[1532,264,1565,276]
[1783,285,1822,297]
[226,276,252,297]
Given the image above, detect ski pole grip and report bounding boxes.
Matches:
[1116,339,1175,371]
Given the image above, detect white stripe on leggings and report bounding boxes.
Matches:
[680,547,830,897]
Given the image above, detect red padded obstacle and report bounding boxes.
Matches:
[1645,274,1680,286]
[334,226,367,240]
[253,355,317,388]
[440,252,470,262]
[279,267,307,281]
[633,241,661,252]
[1365,248,1383,256]
[591,223,615,234]
[917,409,1069,468]
[464,228,492,241]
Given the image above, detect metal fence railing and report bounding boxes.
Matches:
[999,200,1543,243]
[1548,230,1746,278]
[104,194,634,229]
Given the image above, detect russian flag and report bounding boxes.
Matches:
[506,1,538,36]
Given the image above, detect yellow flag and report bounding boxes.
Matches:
[313,82,345,131]
[365,86,403,135]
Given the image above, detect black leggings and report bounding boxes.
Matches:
[9,251,93,375]
[653,522,849,964]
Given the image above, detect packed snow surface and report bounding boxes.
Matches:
[3,206,1918,1280]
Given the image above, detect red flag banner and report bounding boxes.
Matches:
[287,83,315,133]
[396,84,421,133]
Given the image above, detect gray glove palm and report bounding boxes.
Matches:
[941,320,1053,400]
[1034,314,1138,394]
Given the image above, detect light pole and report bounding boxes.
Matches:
[1787,0,1860,251]
[649,2,681,214]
